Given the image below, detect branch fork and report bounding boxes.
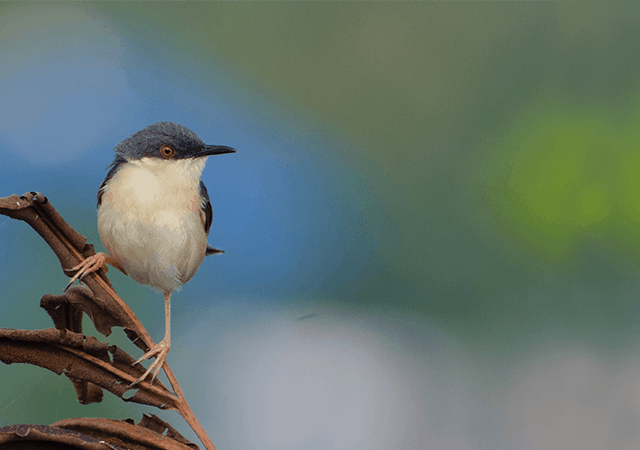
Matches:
[0,192,216,450]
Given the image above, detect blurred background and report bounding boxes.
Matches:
[2,3,640,449]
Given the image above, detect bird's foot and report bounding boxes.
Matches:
[64,252,110,292]
[130,338,171,387]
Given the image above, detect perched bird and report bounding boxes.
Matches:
[67,122,236,385]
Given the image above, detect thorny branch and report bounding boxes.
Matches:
[0,192,216,450]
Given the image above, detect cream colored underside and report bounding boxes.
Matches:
[97,157,209,292]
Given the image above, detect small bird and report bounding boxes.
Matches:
[66,122,236,385]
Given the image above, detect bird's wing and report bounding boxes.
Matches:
[200,181,224,256]
[97,156,126,208]
[199,181,213,235]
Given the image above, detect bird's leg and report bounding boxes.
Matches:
[130,290,172,386]
[64,252,126,292]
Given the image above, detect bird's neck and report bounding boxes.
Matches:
[102,157,206,212]
[127,157,207,189]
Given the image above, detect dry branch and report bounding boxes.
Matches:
[0,414,199,450]
[0,328,176,409]
[0,192,216,450]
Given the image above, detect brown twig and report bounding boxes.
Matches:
[0,192,216,450]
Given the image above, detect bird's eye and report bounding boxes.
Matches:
[160,145,176,158]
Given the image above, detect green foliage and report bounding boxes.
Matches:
[486,98,640,263]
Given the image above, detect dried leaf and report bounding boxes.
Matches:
[41,286,126,338]
[138,414,199,449]
[124,327,150,352]
[32,294,108,406]
[69,376,104,405]
[40,293,84,334]
[53,416,199,450]
[0,328,177,410]
[0,423,118,449]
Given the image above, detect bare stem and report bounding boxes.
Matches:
[0,192,216,450]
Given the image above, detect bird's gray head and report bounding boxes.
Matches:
[113,122,235,162]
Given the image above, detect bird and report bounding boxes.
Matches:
[65,121,236,385]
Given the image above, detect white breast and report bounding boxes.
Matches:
[98,157,209,292]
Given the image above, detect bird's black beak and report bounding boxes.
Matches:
[196,145,237,157]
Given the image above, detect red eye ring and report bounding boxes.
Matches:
[160,145,176,158]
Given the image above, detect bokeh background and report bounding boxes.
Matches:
[2,3,640,449]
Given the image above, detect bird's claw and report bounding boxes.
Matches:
[64,253,109,292]
[130,338,171,387]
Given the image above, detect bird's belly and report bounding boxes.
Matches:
[98,189,207,292]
